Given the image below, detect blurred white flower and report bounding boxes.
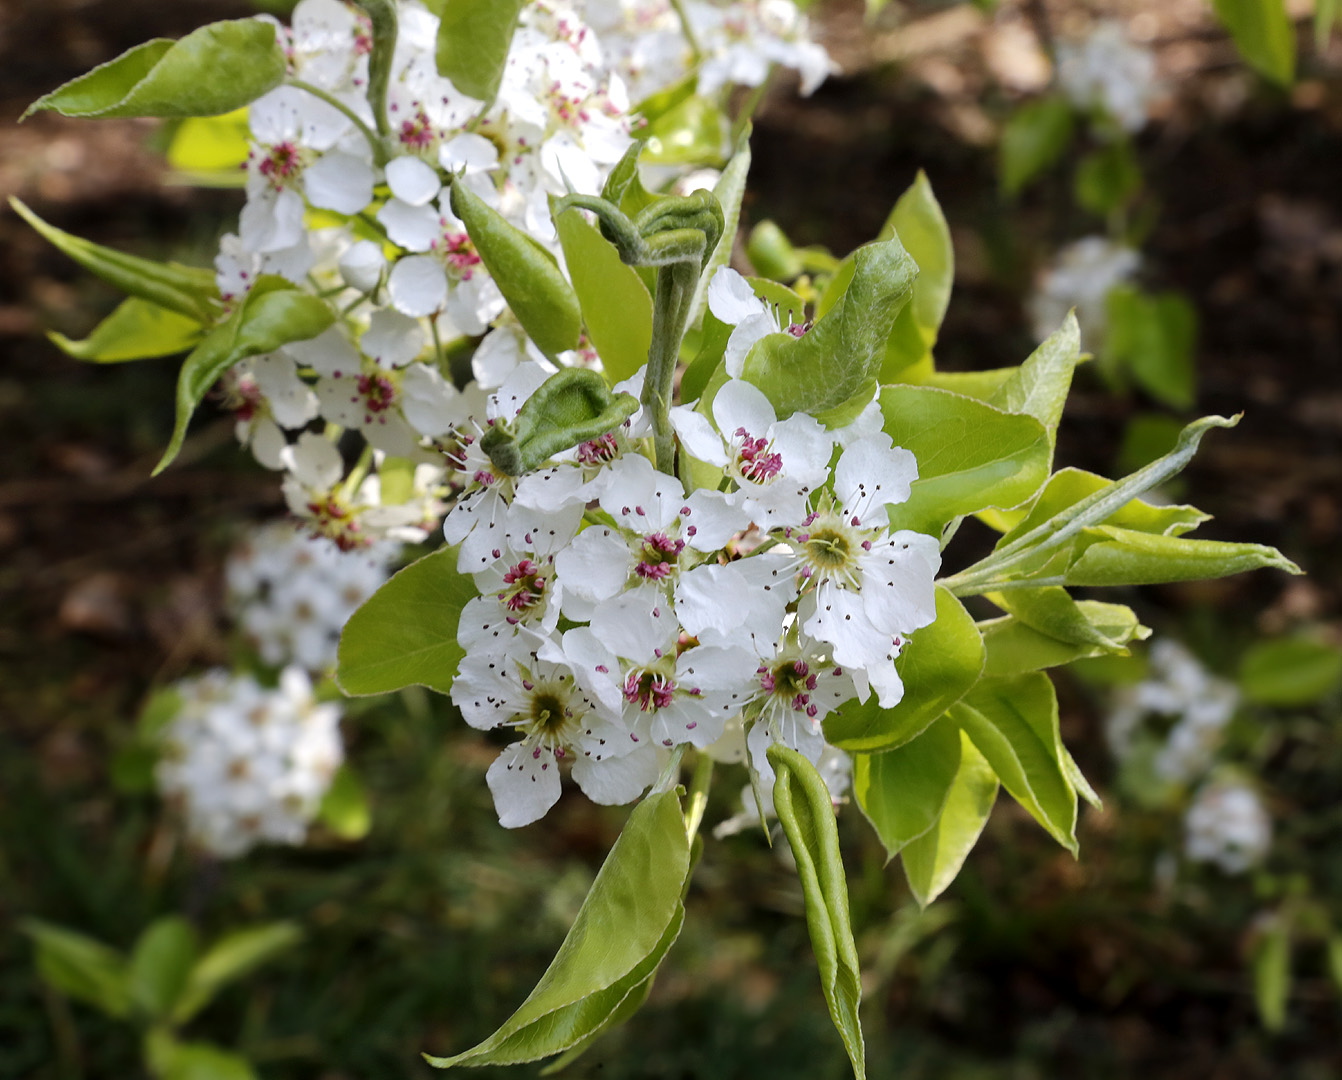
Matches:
[1184,779,1271,874]
[1029,236,1140,349]
[1056,22,1159,133]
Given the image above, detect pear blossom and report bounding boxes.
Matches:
[1184,778,1271,874]
[1056,22,1160,134]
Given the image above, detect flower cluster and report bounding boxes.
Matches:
[227,519,401,672]
[1183,778,1272,874]
[156,667,344,857]
[447,268,940,828]
[1055,21,1160,134]
[213,0,831,551]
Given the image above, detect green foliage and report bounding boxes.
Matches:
[999,97,1074,196]
[1252,916,1292,1032]
[22,19,285,120]
[156,277,334,474]
[480,368,639,476]
[318,764,373,841]
[854,718,962,860]
[130,918,199,1021]
[21,919,133,1018]
[172,923,303,1025]
[450,180,582,359]
[337,547,477,697]
[145,1030,258,1080]
[10,198,218,323]
[49,297,205,363]
[641,94,725,166]
[554,209,654,384]
[878,171,954,379]
[740,239,916,421]
[425,790,690,1068]
[768,745,866,1080]
[685,125,753,330]
[1105,286,1198,409]
[1213,0,1297,86]
[979,600,1148,678]
[435,0,527,102]
[1075,142,1142,216]
[165,110,252,183]
[1239,636,1342,705]
[824,588,985,752]
[901,731,999,907]
[879,386,1051,537]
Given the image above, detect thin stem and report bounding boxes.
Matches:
[944,574,1069,598]
[684,752,714,840]
[287,79,387,166]
[644,262,696,474]
[340,444,376,501]
[731,68,773,145]
[650,743,688,796]
[670,0,703,62]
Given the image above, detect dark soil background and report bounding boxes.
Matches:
[2,1,1340,1077]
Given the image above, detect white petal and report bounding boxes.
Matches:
[388,256,448,317]
[707,267,763,326]
[486,743,563,828]
[285,325,360,377]
[514,464,591,514]
[723,312,778,379]
[439,132,500,174]
[377,200,440,252]
[861,532,941,635]
[385,155,442,206]
[555,527,632,603]
[712,378,777,442]
[401,363,463,437]
[249,416,287,470]
[674,563,753,640]
[282,431,344,489]
[339,240,386,292]
[590,586,673,663]
[303,151,374,214]
[472,325,528,388]
[668,406,728,466]
[361,308,425,368]
[835,436,918,522]
[572,748,661,805]
[801,582,893,670]
[681,489,749,551]
[240,187,306,253]
[597,455,682,533]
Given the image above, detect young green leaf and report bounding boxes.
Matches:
[1105,286,1197,410]
[129,917,198,1021]
[554,209,653,384]
[768,744,866,1080]
[156,278,334,474]
[22,19,286,120]
[1061,525,1301,586]
[166,109,252,177]
[20,920,132,1019]
[999,96,1075,196]
[425,790,690,1068]
[172,923,303,1025]
[988,312,1082,463]
[318,764,373,840]
[435,0,527,102]
[1252,915,1292,1032]
[1213,0,1296,87]
[49,297,204,363]
[11,198,218,322]
[993,467,1210,543]
[1075,141,1141,216]
[1239,636,1342,706]
[824,587,985,752]
[951,674,1078,853]
[740,239,916,421]
[450,179,582,359]
[336,547,477,697]
[853,717,962,860]
[879,386,1051,536]
[145,1031,259,1080]
[901,731,999,907]
[986,586,1136,650]
[878,170,953,380]
[979,602,1148,678]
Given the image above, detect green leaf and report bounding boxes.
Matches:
[994,467,1209,543]
[915,366,1017,400]
[878,171,954,380]
[879,386,1051,536]
[50,297,204,363]
[999,96,1074,196]
[318,764,372,840]
[129,917,198,1021]
[901,731,998,907]
[989,312,1082,463]
[1061,525,1301,586]
[156,277,334,474]
[685,123,752,330]
[23,19,285,120]
[20,919,131,1018]
[336,547,477,697]
[824,587,985,752]
[426,790,690,1068]
[435,0,526,101]
[555,209,653,384]
[451,180,581,358]
[951,674,1078,852]
[980,602,1148,678]
[747,220,804,281]
[10,198,218,322]
[145,1031,258,1080]
[1213,0,1296,86]
[1105,286,1197,410]
[987,586,1138,650]
[1239,636,1342,706]
[1252,916,1291,1032]
[165,109,252,177]
[768,744,866,1080]
[1316,0,1341,48]
[642,94,725,166]
[173,923,302,1025]
[854,717,962,859]
[741,238,916,421]
[1075,141,1141,216]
